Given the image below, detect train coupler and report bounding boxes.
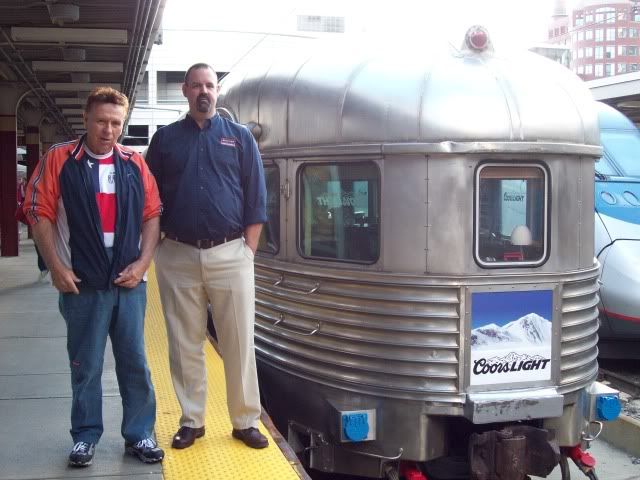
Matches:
[469,425,560,480]
[562,445,599,480]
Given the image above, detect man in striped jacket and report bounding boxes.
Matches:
[23,87,164,467]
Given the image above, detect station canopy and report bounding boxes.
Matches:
[0,0,165,137]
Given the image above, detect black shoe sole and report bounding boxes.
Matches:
[68,459,92,467]
[125,446,164,464]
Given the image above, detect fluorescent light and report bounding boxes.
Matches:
[55,98,87,105]
[617,101,640,108]
[46,83,121,91]
[11,27,127,44]
[33,61,123,73]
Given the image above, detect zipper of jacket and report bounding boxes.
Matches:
[80,157,110,282]
[109,154,124,284]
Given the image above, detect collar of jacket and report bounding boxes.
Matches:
[68,134,134,162]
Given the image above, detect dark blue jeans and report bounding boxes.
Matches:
[58,283,156,444]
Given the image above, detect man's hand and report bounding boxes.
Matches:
[51,266,81,294]
[114,260,146,288]
[244,223,263,255]
[246,240,257,255]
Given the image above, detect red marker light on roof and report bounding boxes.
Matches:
[465,25,490,52]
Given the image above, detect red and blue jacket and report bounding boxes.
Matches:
[23,136,162,290]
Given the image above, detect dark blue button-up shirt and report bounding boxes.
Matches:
[146,114,266,242]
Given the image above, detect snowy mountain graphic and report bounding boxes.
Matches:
[486,351,547,364]
[471,313,551,347]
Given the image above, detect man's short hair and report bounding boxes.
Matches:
[184,63,217,85]
[85,86,129,114]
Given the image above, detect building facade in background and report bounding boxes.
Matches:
[547,0,640,80]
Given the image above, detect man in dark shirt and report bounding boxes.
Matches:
[146,63,269,450]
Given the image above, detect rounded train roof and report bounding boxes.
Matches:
[218,32,600,155]
[596,101,637,130]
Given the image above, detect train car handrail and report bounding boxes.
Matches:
[273,313,321,337]
[273,274,320,295]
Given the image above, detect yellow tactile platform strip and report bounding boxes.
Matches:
[144,264,303,479]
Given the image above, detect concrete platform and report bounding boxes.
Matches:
[1,239,638,480]
[0,240,162,480]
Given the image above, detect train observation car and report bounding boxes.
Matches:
[217,28,621,480]
[593,102,640,359]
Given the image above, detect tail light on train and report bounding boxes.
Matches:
[465,25,490,52]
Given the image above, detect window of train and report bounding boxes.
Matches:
[475,164,548,267]
[299,162,380,263]
[257,165,280,254]
[600,129,640,176]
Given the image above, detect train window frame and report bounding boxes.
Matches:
[474,162,550,269]
[297,161,381,265]
[257,163,280,255]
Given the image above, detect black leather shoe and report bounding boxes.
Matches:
[232,427,269,449]
[172,426,205,449]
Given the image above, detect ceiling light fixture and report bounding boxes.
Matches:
[33,61,123,73]
[46,83,122,91]
[11,27,128,44]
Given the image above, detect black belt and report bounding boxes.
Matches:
[164,231,243,249]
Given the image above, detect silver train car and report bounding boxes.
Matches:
[217,28,621,480]
[593,102,640,359]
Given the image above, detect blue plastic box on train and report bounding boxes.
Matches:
[216,26,622,480]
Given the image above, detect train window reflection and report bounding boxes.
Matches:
[258,165,280,254]
[600,130,640,177]
[596,153,619,176]
[476,164,548,267]
[300,162,380,263]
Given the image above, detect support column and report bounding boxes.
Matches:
[20,105,46,240]
[0,84,28,257]
[20,105,45,185]
[40,121,58,154]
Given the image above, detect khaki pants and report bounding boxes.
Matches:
[155,237,261,430]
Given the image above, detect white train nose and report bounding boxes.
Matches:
[599,239,640,337]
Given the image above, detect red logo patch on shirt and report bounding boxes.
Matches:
[220,137,237,147]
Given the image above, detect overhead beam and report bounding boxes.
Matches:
[586,71,640,101]
[46,83,121,91]
[55,97,87,105]
[11,27,128,45]
[33,61,123,73]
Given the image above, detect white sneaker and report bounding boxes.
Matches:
[68,441,95,467]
